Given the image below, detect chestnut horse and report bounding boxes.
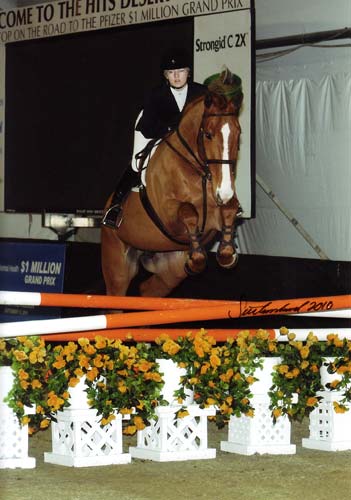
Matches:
[101,76,243,297]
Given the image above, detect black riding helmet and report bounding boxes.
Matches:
[161,48,192,71]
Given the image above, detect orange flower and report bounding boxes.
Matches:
[86,367,99,381]
[306,397,318,407]
[210,354,221,368]
[123,425,137,435]
[68,377,80,387]
[53,356,66,369]
[133,415,146,430]
[93,355,104,368]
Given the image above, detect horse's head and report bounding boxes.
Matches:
[199,68,243,206]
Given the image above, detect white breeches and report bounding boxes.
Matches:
[131,111,150,172]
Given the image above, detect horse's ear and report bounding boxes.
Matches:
[222,66,238,87]
[220,65,230,84]
[204,92,213,108]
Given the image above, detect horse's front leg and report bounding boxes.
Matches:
[216,196,241,269]
[178,202,207,275]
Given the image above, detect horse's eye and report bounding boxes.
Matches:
[205,131,212,140]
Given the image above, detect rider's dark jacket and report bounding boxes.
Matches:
[136,81,207,139]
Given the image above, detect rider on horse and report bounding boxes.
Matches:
[101,47,207,229]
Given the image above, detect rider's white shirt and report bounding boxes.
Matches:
[170,84,188,112]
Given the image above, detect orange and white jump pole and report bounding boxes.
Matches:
[0,291,349,338]
[0,290,350,312]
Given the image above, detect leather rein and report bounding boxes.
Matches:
[139,110,238,246]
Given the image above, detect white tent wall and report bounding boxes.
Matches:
[237,0,351,261]
[1,0,350,263]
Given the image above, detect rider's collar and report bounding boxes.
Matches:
[169,83,188,93]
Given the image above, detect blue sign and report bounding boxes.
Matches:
[0,241,66,321]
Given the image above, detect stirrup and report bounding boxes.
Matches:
[101,204,123,229]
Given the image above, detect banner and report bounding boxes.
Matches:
[194,9,254,216]
[0,241,66,321]
[0,0,251,43]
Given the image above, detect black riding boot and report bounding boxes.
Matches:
[101,168,139,228]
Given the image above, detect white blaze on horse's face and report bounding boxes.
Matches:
[216,123,234,205]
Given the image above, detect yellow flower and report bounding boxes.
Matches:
[299,346,310,359]
[119,407,133,415]
[95,336,107,349]
[333,402,347,414]
[206,397,217,405]
[31,379,42,389]
[246,376,256,385]
[162,339,180,356]
[279,327,289,336]
[278,365,289,374]
[143,372,162,382]
[21,416,30,425]
[300,360,309,369]
[176,410,190,419]
[29,347,46,364]
[200,363,210,375]
[40,419,50,429]
[78,338,90,347]
[20,380,30,390]
[36,405,44,414]
[74,367,84,377]
[245,409,254,417]
[273,408,282,418]
[78,354,90,369]
[13,350,28,361]
[118,381,127,394]
[18,368,29,380]
[136,360,153,373]
[329,379,340,389]
[101,414,116,426]
[47,393,64,411]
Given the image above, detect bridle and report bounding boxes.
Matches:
[198,111,239,178]
[139,102,241,245]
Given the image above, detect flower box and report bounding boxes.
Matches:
[129,359,216,462]
[221,357,296,455]
[0,366,36,469]
[302,358,351,451]
[44,376,131,467]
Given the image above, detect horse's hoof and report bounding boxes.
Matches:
[184,261,199,276]
[216,252,239,269]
